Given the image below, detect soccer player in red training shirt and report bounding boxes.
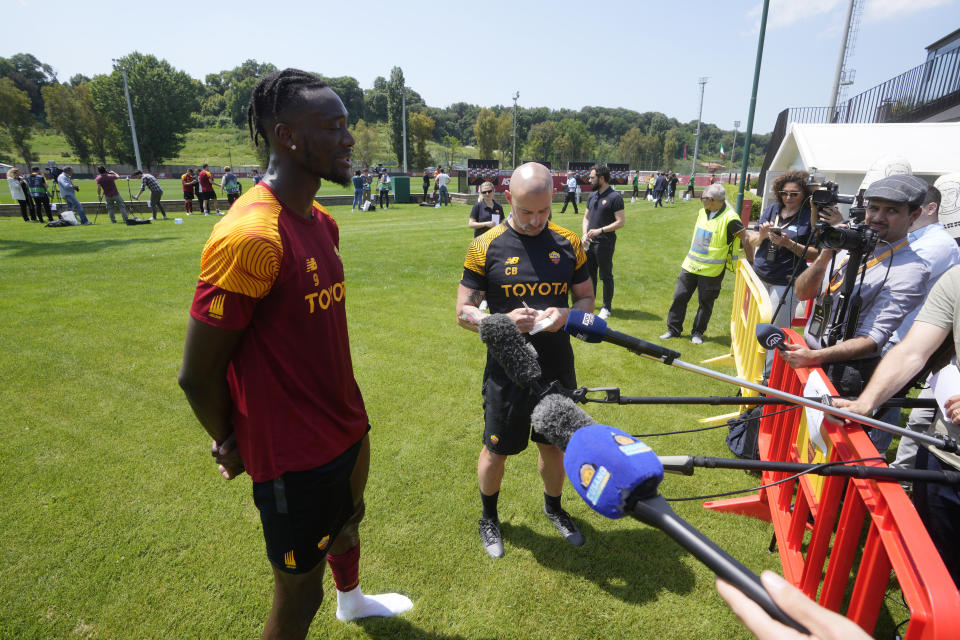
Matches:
[178,69,412,639]
[197,163,220,215]
[181,169,196,214]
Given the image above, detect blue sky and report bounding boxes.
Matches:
[4,0,958,134]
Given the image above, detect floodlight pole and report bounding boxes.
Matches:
[512,91,519,169]
[736,0,770,213]
[401,84,408,173]
[690,77,708,177]
[829,0,856,113]
[114,59,142,171]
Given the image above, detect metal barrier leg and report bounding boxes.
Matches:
[703,494,771,520]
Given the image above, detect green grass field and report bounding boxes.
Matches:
[0,196,907,639]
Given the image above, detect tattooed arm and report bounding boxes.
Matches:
[456,284,486,333]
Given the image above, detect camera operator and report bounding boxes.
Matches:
[780,175,931,396]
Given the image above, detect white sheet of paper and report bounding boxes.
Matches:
[930,359,960,421]
[803,370,831,455]
[491,214,500,225]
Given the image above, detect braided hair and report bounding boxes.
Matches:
[247,69,329,149]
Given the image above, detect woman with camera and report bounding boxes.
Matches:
[743,170,821,329]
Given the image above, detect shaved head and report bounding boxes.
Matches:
[510,163,553,198]
[505,163,554,236]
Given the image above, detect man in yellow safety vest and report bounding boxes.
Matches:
[661,183,745,345]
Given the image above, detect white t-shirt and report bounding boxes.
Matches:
[7,177,25,200]
[436,172,450,187]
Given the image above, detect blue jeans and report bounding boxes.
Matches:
[439,185,448,205]
[104,194,128,223]
[64,193,89,224]
[352,188,363,209]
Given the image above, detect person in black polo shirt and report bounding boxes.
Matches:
[581,164,626,319]
[456,162,594,559]
[468,180,504,237]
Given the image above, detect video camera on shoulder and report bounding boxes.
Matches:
[807,171,874,254]
[816,222,878,254]
[808,179,855,209]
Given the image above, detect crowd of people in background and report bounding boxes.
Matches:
[7,162,704,227]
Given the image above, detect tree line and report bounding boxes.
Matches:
[0,53,771,172]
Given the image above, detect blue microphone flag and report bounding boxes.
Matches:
[565,309,606,343]
[563,424,664,519]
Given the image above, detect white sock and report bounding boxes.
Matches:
[335,586,413,622]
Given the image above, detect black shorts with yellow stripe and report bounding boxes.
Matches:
[252,436,363,574]
[481,353,576,456]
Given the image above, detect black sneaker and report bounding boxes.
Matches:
[479,517,504,558]
[544,507,584,546]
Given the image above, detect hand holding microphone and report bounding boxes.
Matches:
[756,323,820,369]
[717,571,870,640]
[531,394,809,633]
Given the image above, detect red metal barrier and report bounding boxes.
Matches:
[792,299,814,328]
[705,328,960,638]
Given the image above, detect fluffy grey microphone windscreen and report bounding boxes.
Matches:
[531,393,596,451]
[478,314,542,385]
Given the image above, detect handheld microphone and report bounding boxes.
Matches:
[530,393,808,633]
[479,313,542,386]
[564,310,680,364]
[755,323,786,351]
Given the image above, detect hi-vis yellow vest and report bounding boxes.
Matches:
[681,205,741,277]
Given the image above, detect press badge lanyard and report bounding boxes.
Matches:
[826,238,908,294]
[809,238,908,343]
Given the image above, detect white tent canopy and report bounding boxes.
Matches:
[762,122,960,237]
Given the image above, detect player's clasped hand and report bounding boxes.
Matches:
[211,433,245,479]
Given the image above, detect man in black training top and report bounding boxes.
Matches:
[581,164,626,319]
[456,162,595,558]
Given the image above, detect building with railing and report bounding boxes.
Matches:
[759,29,960,192]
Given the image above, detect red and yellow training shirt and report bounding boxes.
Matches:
[190,182,368,482]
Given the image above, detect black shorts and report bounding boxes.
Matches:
[201,191,216,201]
[183,191,194,200]
[481,356,576,456]
[252,437,363,574]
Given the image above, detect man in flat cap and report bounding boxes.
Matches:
[780,175,932,398]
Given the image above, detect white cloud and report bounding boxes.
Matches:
[746,0,843,31]
[864,0,955,21]
[747,0,956,31]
